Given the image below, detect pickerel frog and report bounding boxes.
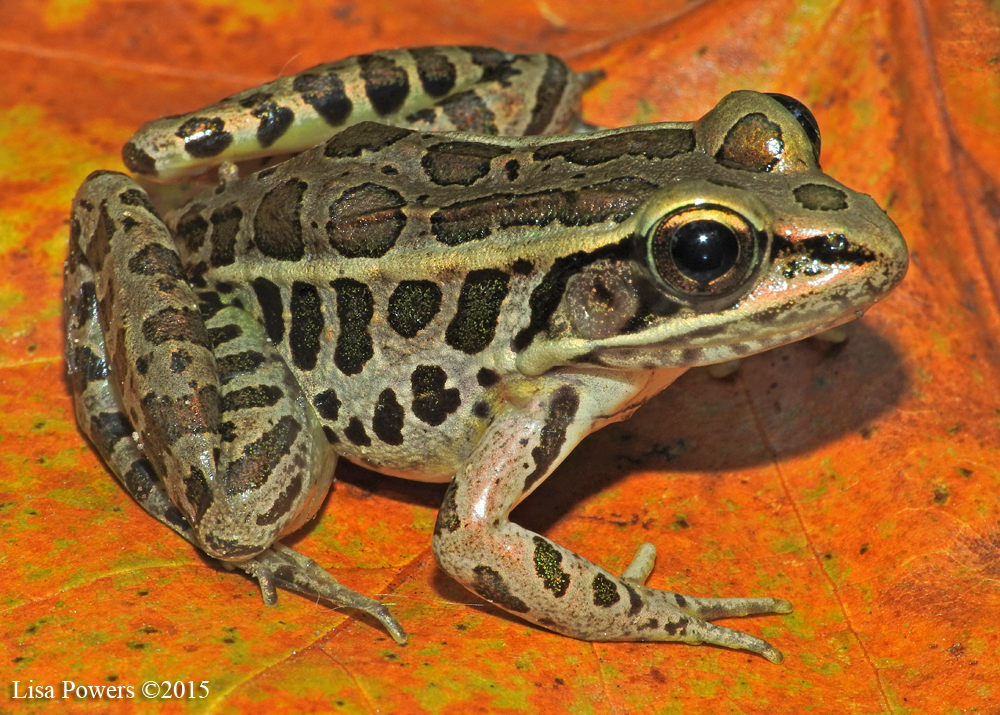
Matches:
[64,46,907,663]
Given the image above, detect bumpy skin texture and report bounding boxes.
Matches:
[64,46,908,662]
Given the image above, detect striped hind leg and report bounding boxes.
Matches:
[122,47,591,180]
[65,170,403,641]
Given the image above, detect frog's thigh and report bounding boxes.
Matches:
[67,171,329,559]
[201,302,406,641]
[66,171,225,541]
[65,191,196,544]
[432,377,791,663]
[195,299,334,558]
[66,174,403,638]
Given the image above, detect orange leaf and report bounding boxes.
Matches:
[2,0,998,712]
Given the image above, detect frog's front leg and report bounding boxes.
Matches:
[65,171,403,641]
[432,376,792,663]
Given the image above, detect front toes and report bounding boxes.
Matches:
[665,592,794,620]
[689,620,786,664]
[773,598,794,614]
[621,542,657,584]
[645,588,790,662]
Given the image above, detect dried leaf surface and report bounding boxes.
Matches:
[1,1,998,712]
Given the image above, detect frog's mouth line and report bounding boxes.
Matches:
[538,309,861,374]
[515,260,902,376]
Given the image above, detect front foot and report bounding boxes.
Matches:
[433,379,794,662]
[237,544,407,644]
[436,520,792,662]
[618,542,792,663]
[634,587,792,664]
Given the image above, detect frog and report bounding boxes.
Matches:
[63,46,908,664]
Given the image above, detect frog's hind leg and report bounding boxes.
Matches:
[64,271,195,547]
[200,297,407,642]
[245,545,406,643]
[65,171,403,641]
[123,47,588,181]
[431,375,791,663]
[65,170,211,547]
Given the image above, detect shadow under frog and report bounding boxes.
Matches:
[260,322,906,634]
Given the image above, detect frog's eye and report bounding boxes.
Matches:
[765,93,821,163]
[645,205,764,307]
[669,220,739,283]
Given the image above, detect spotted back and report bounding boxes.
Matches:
[169,92,906,475]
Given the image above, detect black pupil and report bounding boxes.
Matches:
[671,220,740,283]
